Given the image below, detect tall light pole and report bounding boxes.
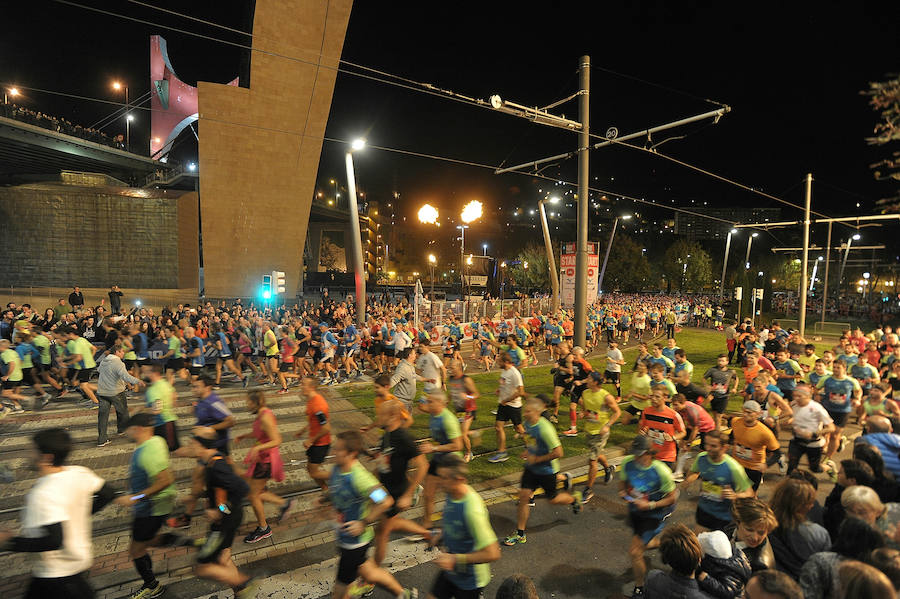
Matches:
[538,196,561,312]
[112,81,129,151]
[482,243,488,257]
[4,87,19,104]
[719,228,737,303]
[744,232,759,270]
[574,55,591,346]
[798,173,812,337]
[345,138,367,325]
[838,233,861,289]
[428,253,437,317]
[597,214,631,298]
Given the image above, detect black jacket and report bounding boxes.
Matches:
[698,545,752,599]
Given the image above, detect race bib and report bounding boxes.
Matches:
[711,382,727,393]
[646,429,666,445]
[829,392,849,405]
[734,444,754,461]
[701,480,724,501]
[586,410,600,422]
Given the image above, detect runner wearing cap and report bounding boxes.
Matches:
[620,434,679,598]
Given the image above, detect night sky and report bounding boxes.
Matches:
[3,0,900,262]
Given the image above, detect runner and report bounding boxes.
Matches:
[118,413,177,599]
[0,428,115,598]
[579,371,621,502]
[430,453,501,599]
[328,430,417,599]
[144,364,179,452]
[621,362,652,426]
[638,387,686,470]
[295,376,332,495]
[446,359,479,462]
[605,339,625,398]
[180,426,256,598]
[703,353,738,431]
[785,383,835,475]
[488,353,526,463]
[771,348,803,402]
[670,393,717,482]
[0,338,28,414]
[815,360,862,478]
[730,400,781,492]
[276,327,300,394]
[62,327,100,409]
[680,430,753,531]
[236,391,293,544]
[417,392,463,529]
[620,435,679,598]
[502,398,581,547]
[563,346,593,437]
[549,342,572,424]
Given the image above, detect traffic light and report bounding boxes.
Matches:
[261,274,272,300]
[734,287,742,300]
[272,271,286,294]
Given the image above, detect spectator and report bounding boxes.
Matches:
[645,523,714,598]
[695,530,752,598]
[68,287,84,310]
[495,574,539,599]
[840,485,900,549]
[857,415,900,480]
[768,478,831,578]
[852,442,900,503]
[108,285,123,314]
[868,547,900,592]
[787,469,826,527]
[743,570,802,599]
[799,516,887,599]
[726,498,777,573]
[823,459,876,538]
[836,560,895,599]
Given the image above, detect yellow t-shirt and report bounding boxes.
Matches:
[730,417,780,471]
[581,388,613,434]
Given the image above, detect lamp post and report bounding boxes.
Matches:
[838,233,861,289]
[597,214,631,298]
[719,228,737,303]
[345,138,367,325]
[428,253,437,317]
[744,232,758,270]
[4,87,19,105]
[538,196,561,312]
[482,243,488,257]
[112,81,130,151]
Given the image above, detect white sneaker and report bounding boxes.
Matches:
[778,455,788,475]
[672,472,685,483]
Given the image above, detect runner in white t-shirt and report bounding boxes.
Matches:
[489,353,526,463]
[0,428,115,598]
[415,345,446,397]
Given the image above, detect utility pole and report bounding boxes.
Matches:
[574,55,590,346]
[538,199,560,312]
[798,173,812,338]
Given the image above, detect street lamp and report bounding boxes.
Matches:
[838,233,861,287]
[4,87,19,104]
[112,81,130,151]
[719,228,738,302]
[744,232,759,270]
[418,204,439,225]
[345,138,367,325]
[428,253,437,316]
[597,214,631,298]
[538,196,561,311]
[482,243,488,256]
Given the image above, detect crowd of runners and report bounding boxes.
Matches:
[2,290,900,599]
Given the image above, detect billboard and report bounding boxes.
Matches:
[560,242,599,306]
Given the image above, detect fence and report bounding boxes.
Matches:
[813,320,853,337]
[414,298,554,331]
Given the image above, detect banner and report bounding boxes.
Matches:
[560,242,599,306]
[464,275,488,287]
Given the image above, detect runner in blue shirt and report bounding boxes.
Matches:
[816,360,862,477]
[772,348,803,400]
[680,430,752,531]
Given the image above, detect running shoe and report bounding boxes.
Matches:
[672,472,685,483]
[464,452,473,463]
[838,435,848,454]
[548,414,559,424]
[778,455,788,475]
[502,532,527,546]
[11,406,25,414]
[0,406,10,419]
[562,472,573,492]
[582,489,595,503]
[36,393,52,410]
[562,427,578,437]
[487,451,508,463]
[97,440,111,448]
[604,464,616,484]
[241,376,249,388]
[243,526,272,544]
[277,388,289,394]
[348,580,375,598]
[572,491,583,514]
[401,589,418,599]
[527,496,536,507]
[276,498,296,523]
[130,582,165,599]
[826,460,838,483]
[235,576,258,599]
[166,514,192,529]
[412,484,424,507]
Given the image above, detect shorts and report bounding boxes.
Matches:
[553,376,569,389]
[625,404,644,417]
[336,544,370,585]
[166,358,184,371]
[188,365,204,376]
[196,510,243,564]
[695,506,731,531]
[495,404,522,426]
[604,371,621,384]
[251,462,273,480]
[427,453,452,476]
[370,343,382,356]
[124,359,137,370]
[76,368,95,383]
[521,468,558,499]
[266,353,279,362]
[154,421,181,452]
[319,351,335,364]
[279,362,294,373]
[745,468,763,491]
[629,508,672,544]
[431,570,485,599]
[788,439,824,472]
[132,515,166,542]
[383,348,396,358]
[827,410,849,428]
[709,395,729,413]
[25,571,94,599]
[384,484,409,518]
[587,431,610,460]
[306,444,330,464]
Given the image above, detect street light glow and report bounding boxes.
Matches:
[852,233,861,241]
[112,81,122,91]
[428,254,436,264]
[730,228,738,235]
[126,114,134,122]
[418,204,439,225]
[751,232,759,238]
[621,215,632,220]
[351,138,366,151]
[460,200,483,224]
[8,87,19,97]
[549,196,560,203]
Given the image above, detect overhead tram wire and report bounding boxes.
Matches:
[90,90,152,131]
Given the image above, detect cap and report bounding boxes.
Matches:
[698,530,733,559]
[630,435,653,456]
[589,371,604,382]
[743,400,762,412]
[125,412,156,428]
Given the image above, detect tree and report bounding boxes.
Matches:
[663,239,713,291]
[863,75,900,211]
[508,243,554,292]
[603,234,651,291]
